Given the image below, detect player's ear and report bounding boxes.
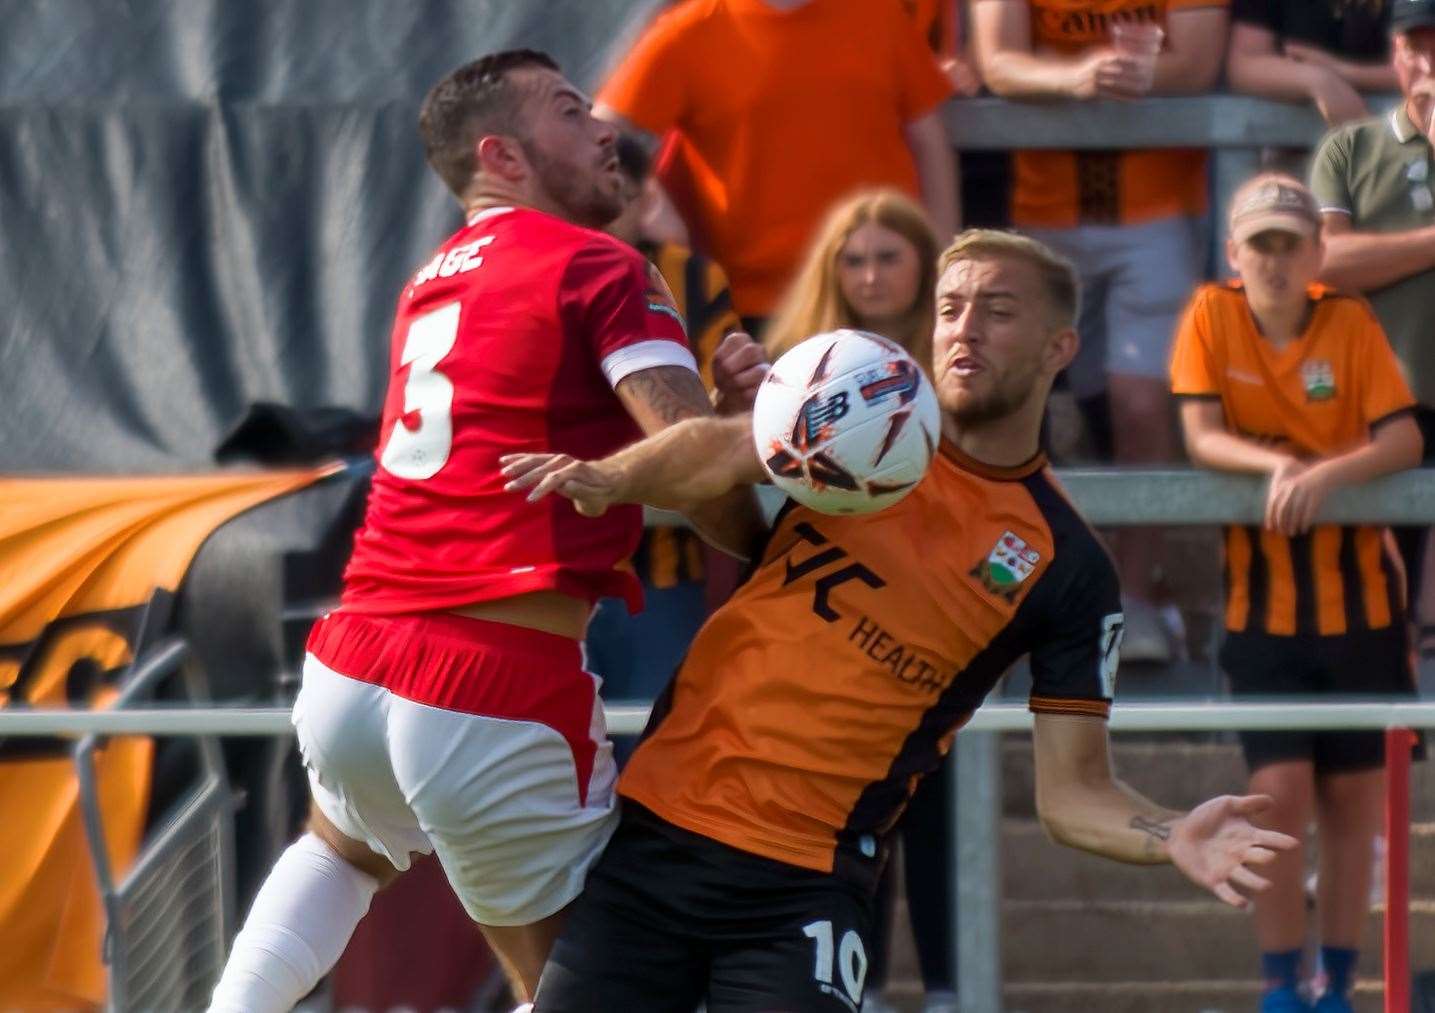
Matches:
[476,134,529,183]
[1224,237,1241,277]
[1046,325,1078,374]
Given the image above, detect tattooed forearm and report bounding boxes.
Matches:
[1130,815,1172,839]
[1130,814,1173,859]
[616,365,714,433]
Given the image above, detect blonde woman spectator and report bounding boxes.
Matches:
[764,190,940,367]
[1228,0,1397,128]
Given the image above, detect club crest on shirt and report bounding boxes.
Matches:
[644,262,687,335]
[1301,359,1336,402]
[972,530,1041,601]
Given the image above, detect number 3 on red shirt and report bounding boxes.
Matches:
[379,302,460,480]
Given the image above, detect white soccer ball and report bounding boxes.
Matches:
[752,328,941,515]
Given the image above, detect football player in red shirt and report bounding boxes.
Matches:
[208,50,762,1013]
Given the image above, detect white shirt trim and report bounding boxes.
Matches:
[1319,205,1352,215]
[1390,107,1413,144]
[466,205,515,226]
[600,340,699,388]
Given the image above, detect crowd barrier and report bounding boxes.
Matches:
[6,466,1434,1010]
[0,80,1420,1013]
[943,92,1399,267]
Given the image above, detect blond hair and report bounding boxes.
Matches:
[764,190,940,368]
[937,229,1080,329]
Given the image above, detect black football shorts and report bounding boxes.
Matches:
[1220,624,1423,774]
[534,803,879,1013]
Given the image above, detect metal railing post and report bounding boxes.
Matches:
[1211,146,1263,276]
[955,730,1002,1013]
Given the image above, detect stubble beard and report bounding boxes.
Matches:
[942,368,1037,428]
[526,142,623,229]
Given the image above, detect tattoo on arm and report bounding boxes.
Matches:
[1130,814,1173,858]
[617,366,714,434]
[1130,815,1172,840]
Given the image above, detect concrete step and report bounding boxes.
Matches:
[1000,735,1435,820]
[1001,899,1435,983]
[997,979,1387,1013]
[1003,818,1435,903]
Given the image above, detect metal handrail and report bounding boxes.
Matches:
[940,93,1400,151]
[647,466,1435,528]
[4,700,1434,738]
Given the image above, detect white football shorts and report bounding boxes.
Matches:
[293,610,619,927]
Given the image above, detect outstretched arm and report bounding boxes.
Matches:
[1032,713,1297,907]
[501,414,766,560]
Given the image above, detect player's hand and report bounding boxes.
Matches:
[1305,65,1368,127]
[1167,795,1298,909]
[942,56,983,98]
[1075,49,1148,100]
[500,453,622,517]
[1265,458,1332,537]
[711,331,769,415]
[1263,456,1305,534]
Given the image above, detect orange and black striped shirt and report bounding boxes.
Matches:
[620,443,1123,874]
[1170,281,1416,636]
[633,240,741,590]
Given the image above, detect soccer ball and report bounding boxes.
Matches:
[752,328,941,515]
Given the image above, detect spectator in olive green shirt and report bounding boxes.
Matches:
[1310,0,1435,649]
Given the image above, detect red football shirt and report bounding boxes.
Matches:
[341,206,696,616]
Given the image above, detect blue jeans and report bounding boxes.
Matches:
[585,581,709,765]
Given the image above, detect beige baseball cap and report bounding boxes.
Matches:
[1228,174,1322,245]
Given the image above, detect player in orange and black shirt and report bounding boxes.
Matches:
[1170,174,1423,1010]
[507,229,1296,1013]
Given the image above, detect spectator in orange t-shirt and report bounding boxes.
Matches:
[595,0,962,331]
[971,0,1229,662]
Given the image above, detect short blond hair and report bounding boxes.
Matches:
[938,229,1080,329]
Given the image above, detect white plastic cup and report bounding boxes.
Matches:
[1110,21,1164,92]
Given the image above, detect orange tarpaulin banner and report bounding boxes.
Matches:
[0,467,334,1009]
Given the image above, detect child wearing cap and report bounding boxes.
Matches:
[1170,173,1425,1013]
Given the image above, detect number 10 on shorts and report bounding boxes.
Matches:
[803,919,867,1009]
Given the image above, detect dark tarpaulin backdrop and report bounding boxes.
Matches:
[0,0,659,473]
[0,0,662,953]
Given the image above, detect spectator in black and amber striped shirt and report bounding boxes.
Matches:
[1170,174,1422,1012]
[583,134,744,757]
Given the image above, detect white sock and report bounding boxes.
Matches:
[208,832,380,1013]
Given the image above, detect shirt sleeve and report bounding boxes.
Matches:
[559,240,698,389]
[890,6,956,122]
[1355,304,1418,429]
[1310,128,1355,216]
[1168,289,1221,397]
[1026,535,1124,720]
[594,6,690,135]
